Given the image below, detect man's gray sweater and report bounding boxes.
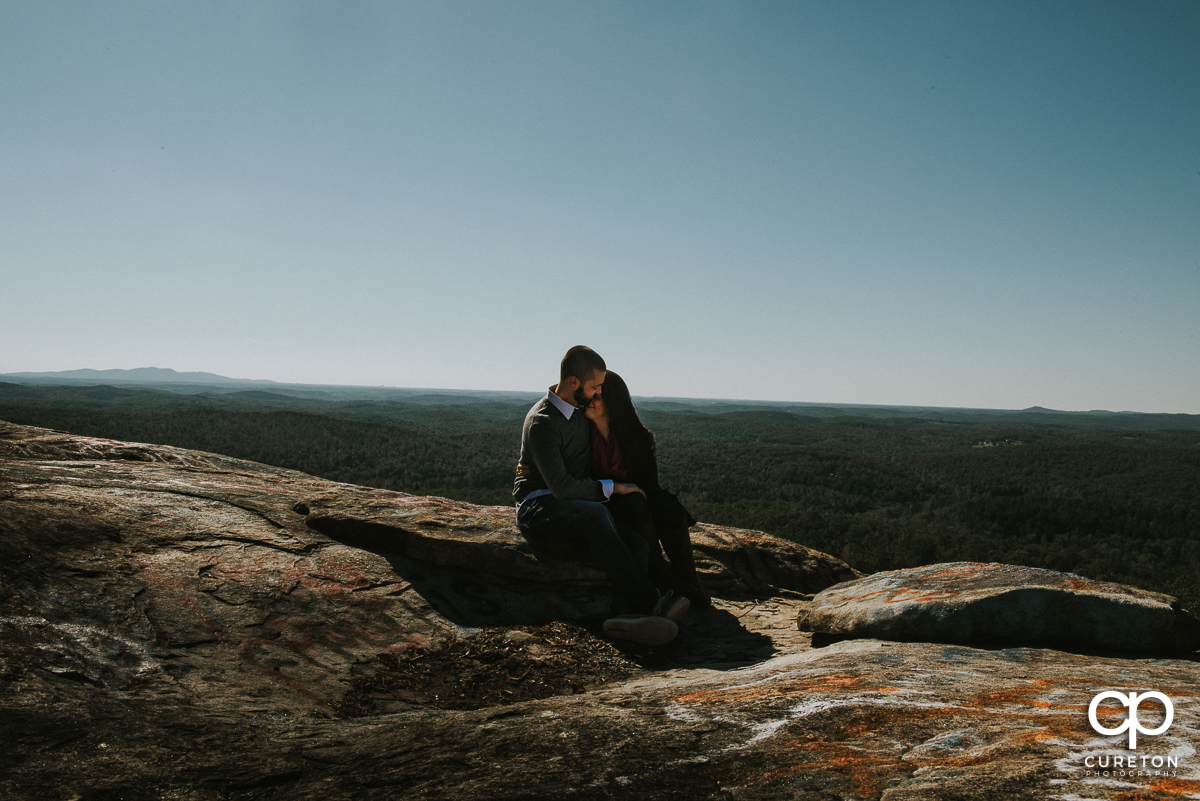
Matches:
[513,394,606,504]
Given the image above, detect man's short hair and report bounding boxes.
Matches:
[560,345,606,384]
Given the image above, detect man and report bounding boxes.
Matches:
[514,345,688,645]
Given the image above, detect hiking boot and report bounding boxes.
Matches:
[653,590,690,622]
[602,615,679,645]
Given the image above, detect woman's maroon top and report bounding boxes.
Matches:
[588,422,627,482]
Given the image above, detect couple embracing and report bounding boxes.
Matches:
[513,345,708,645]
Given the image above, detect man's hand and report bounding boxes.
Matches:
[612,482,646,498]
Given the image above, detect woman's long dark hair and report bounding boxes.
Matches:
[602,372,656,462]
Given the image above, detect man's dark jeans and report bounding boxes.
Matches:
[517,496,659,616]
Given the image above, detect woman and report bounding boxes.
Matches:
[584,372,710,608]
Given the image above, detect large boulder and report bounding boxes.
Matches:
[799,561,1200,655]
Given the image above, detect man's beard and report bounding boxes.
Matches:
[573,384,591,407]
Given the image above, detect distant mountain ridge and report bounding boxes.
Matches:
[0,368,542,405]
[1,367,278,385]
[3,368,1197,424]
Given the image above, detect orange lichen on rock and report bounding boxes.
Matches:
[972,675,1104,709]
[706,740,906,797]
[672,672,876,705]
[910,562,991,580]
[1148,778,1200,795]
[767,744,902,795]
[883,588,962,603]
[1113,783,1200,801]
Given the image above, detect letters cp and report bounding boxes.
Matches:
[1088,691,1174,749]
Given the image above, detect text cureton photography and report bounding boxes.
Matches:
[1081,753,1179,779]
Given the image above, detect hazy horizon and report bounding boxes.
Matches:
[4,2,1198,414]
[6,365,1198,416]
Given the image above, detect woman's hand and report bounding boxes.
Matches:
[583,396,608,423]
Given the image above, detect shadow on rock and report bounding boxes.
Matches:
[309,514,781,671]
[603,605,780,671]
[304,514,613,626]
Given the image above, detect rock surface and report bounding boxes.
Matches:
[0,421,857,716]
[799,562,1200,655]
[2,421,1199,801]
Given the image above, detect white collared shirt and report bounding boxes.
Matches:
[545,386,577,420]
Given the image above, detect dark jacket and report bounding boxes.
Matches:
[602,424,696,531]
[616,426,659,491]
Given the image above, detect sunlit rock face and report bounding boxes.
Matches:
[799,562,1200,655]
[2,421,1198,801]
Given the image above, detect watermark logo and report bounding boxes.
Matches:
[1088,691,1174,749]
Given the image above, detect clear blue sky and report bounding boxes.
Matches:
[3,1,1198,412]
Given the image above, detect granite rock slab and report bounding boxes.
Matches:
[798,561,1200,655]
